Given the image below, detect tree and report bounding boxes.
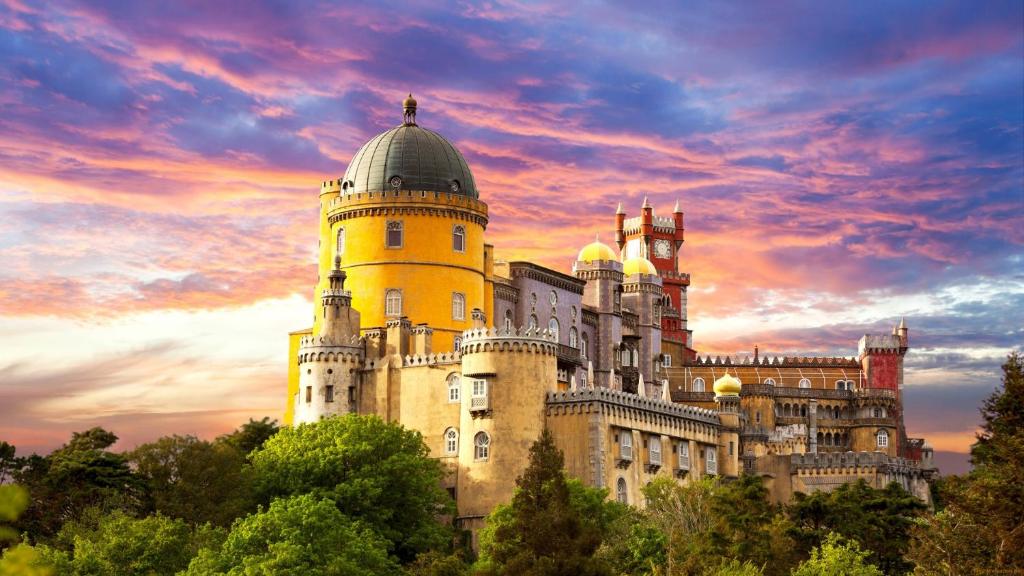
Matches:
[0,485,52,576]
[183,494,398,576]
[638,476,716,575]
[478,429,609,576]
[27,511,209,576]
[217,417,279,455]
[790,532,882,576]
[787,479,923,574]
[14,428,144,541]
[250,414,453,562]
[702,559,764,576]
[129,434,254,526]
[0,443,17,485]
[0,485,28,544]
[907,507,1000,575]
[709,475,794,575]
[973,351,1024,467]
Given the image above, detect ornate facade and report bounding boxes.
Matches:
[285,96,937,538]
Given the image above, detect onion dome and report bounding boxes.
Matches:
[340,95,477,198]
[577,234,618,262]
[713,373,742,397]
[622,256,657,276]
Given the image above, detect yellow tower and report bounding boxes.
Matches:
[322,95,489,351]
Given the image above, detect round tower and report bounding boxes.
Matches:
[323,96,489,351]
[454,326,558,533]
[574,235,624,389]
[621,256,663,385]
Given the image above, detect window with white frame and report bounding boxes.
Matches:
[693,377,706,392]
[444,428,458,455]
[678,442,690,469]
[763,377,776,386]
[548,317,559,341]
[581,334,588,359]
[504,309,513,331]
[580,371,587,388]
[472,379,487,399]
[447,374,460,403]
[453,336,462,349]
[706,446,717,475]
[452,225,465,253]
[385,289,402,316]
[836,380,847,390]
[619,430,633,460]
[474,432,490,461]
[877,429,889,448]
[529,314,538,330]
[386,220,403,248]
[632,349,639,367]
[336,228,345,259]
[621,348,630,366]
[662,354,672,367]
[798,378,811,389]
[452,292,465,321]
[569,327,578,348]
[649,437,662,465]
[616,478,628,503]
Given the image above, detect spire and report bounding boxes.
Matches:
[642,195,650,209]
[595,232,601,243]
[898,316,907,329]
[616,202,624,215]
[637,372,646,398]
[674,198,681,213]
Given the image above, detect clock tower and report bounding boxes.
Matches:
[615,198,693,355]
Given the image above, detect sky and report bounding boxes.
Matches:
[0,0,1021,472]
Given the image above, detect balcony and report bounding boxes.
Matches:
[556,344,582,365]
[646,447,662,473]
[675,455,690,478]
[773,387,854,400]
[469,394,490,413]
[617,443,633,469]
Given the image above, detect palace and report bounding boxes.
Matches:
[284,95,937,537]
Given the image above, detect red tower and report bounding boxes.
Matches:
[615,198,694,356]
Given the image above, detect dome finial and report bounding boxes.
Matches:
[403,93,417,125]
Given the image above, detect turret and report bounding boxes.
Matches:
[673,199,685,247]
[614,202,626,251]
[640,196,653,258]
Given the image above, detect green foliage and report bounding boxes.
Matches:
[786,479,923,574]
[0,544,53,576]
[30,510,207,576]
[129,434,254,526]
[710,475,791,574]
[250,414,453,562]
[0,442,17,485]
[217,417,280,455]
[973,351,1024,466]
[478,429,609,576]
[14,428,144,541]
[0,485,28,543]
[790,532,882,576]
[184,494,398,576]
[702,559,764,576]
[405,550,470,576]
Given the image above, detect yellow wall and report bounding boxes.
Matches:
[329,195,487,352]
[284,328,311,425]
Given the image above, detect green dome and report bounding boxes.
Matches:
[340,102,477,198]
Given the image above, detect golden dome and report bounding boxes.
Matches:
[403,93,417,108]
[622,256,657,276]
[713,373,742,397]
[577,235,618,262]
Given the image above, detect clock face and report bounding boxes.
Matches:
[654,239,672,259]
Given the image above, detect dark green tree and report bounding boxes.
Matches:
[183,494,397,576]
[216,417,279,455]
[787,479,923,574]
[250,414,452,562]
[479,429,609,576]
[14,428,143,541]
[129,434,255,527]
[709,475,794,574]
[973,351,1024,467]
[0,442,18,485]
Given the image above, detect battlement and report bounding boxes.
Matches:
[321,179,342,194]
[298,334,364,348]
[326,188,489,223]
[546,387,719,425]
[460,326,558,356]
[858,334,905,356]
[298,348,364,365]
[687,354,860,368]
[622,215,677,234]
[402,351,461,367]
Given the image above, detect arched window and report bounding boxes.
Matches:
[336,227,345,259]
[580,371,587,388]
[581,334,589,359]
[846,380,855,390]
[453,336,462,350]
[798,378,811,389]
[621,349,630,366]
[504,309,513,332]
[632,349,639,367]
[474,432,490,461]
[452,225,465,253]
[529,314,538,330]
[616,478,628,504]
[763,378,776,386]
[444,428,458,455]
[385,289,402,316]
[876,429,889,448]
[386,220,403,248]
[835,380,846,390]
[872,407,883,418]
[548,317,559,341]
[693,377,706,392]
[569,327,578,348]
[452,293,465,321]
[447,373,460,403]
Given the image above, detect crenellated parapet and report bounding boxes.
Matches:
[402,351,461,367]
[687,354,860,368]
[546,388,719,425]
[460,326,558,356]
[791,451,924,475]
[326,188,489,227]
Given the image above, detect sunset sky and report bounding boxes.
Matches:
[0,0,1021,471]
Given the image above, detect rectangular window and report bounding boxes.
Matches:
[650,437,662,465]
[663,355,672,367]
[348,386,355,403]
[386,220,403,248]
[678,442,690,470]
[470,379,489,411]
[706,447,717,475]
[620,430,633,460]
[729,441,734,456]
[305,386,312,403]
[325,386,334,403]
[472,379,487,397]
